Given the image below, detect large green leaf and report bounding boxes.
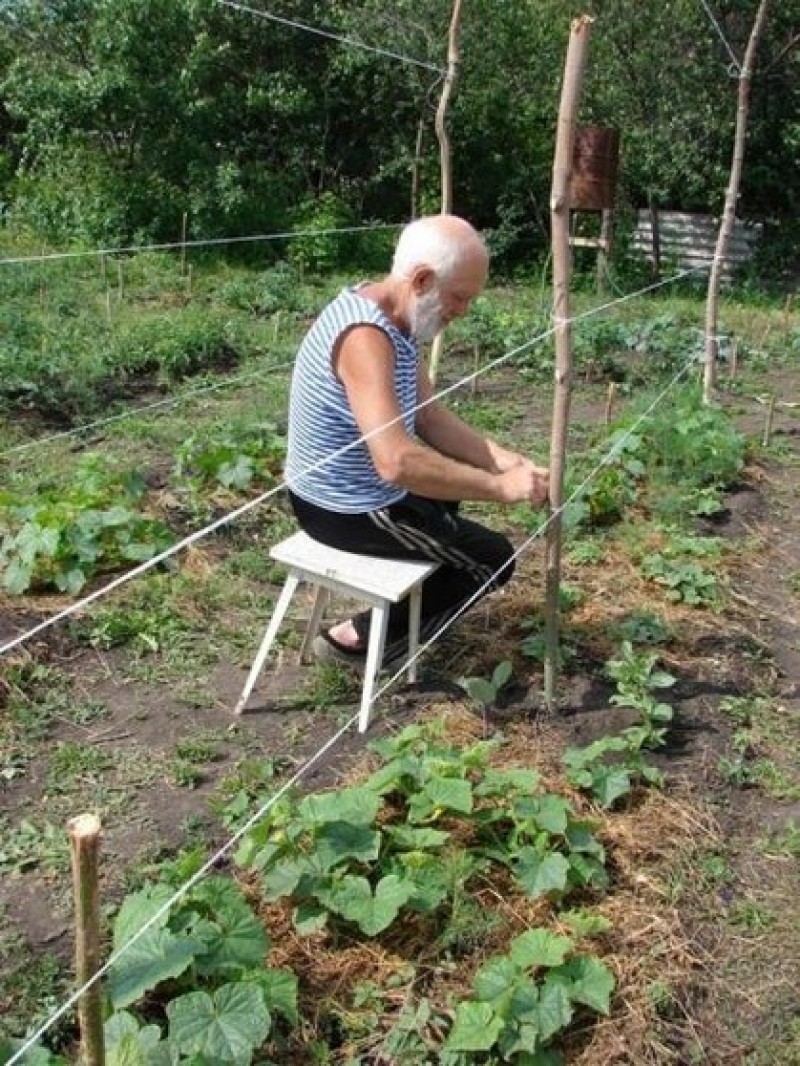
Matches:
[298,787,381,826]
[320,874,414,935]
[514,850,570,899]
[526,978,573,1043]
[408,777,473,822]
[510,929,573,970]
[444,1000,504,1052]
[473,955,520,1007]
[591,765,632,808]
[112,885,175,951]
[167,982,271,1064]
[107,926,198,1010]
[248,968,299,1025]
[315,821,382,870]
[562,955,615,1014]
[188,878,269,975]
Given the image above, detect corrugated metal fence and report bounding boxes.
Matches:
[632,210,763,279]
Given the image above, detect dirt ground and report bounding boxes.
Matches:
[1,371,799,1063]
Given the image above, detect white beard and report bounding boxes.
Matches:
[409,289,444,343]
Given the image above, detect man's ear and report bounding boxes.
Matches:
[410,266,437,296]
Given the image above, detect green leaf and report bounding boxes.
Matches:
[167,982,271,1063]
[315,821,381,870]
[591,765,632,808]
[514,850,570,899]
[2,557,33,594]
[424,776,473,814]
[444,1000,505,1051]
[248,968,299,1025]
[386,825,450,850]
[563,955,615,1014]
[108,926,198,1009]
[293,901,328,935]
[476,767,541,796]
[462,677,496,706]
[299,787,382,826]
[510,929,573,970]
[527,978,573,1042]
[321,874,414,935]
[492,659,513,690]
[112,885,176,950]
[473,955,520,1006]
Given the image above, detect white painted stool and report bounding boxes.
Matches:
[234,531,438,732]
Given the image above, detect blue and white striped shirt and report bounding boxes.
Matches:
[285,287,418,513]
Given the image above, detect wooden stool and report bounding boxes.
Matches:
[234,531,438,732]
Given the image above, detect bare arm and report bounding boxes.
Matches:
[336,326,547,505]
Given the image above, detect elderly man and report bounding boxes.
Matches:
[285,213,549,667]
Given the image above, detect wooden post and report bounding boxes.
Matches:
[596,208,613,294]
[544,15,594,714]
[604,381,617,425]
[762,393,777,447]
[117,261,124,303]
[180,212,188,277]
[729,337,739,381]
[704,0,769,405]
[68,813,106,1066]
[428,0,463,385]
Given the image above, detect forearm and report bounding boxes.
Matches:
[386,438,507,502]
[417,402,503,472]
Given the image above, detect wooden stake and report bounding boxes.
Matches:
[117,261,124,303]
[544,15,594,715]
[68,813,106,1066]
[729,337,739,381]
[704,0,769,405]
[604,381,617,425]
[180,212,188,277]
[471,342,480,397]
[762,393,777,447]
[428,0,463,385]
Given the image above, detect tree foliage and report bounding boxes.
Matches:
[0,0,797,260]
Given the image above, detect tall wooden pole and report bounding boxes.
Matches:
[428,0,463,384]
[544,15,594,714]
[703,0,769,404]
[69,814,106,1066]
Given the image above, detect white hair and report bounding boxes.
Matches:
[390,216,486,281]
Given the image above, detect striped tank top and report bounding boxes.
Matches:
[285,286,418,514]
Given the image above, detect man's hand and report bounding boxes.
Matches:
[497,462,550,507]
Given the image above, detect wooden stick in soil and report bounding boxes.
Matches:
[703,0,769,405]
[544,15,594,715]
[428,0,463,385]
[68,813,106,1066]
[762,393,777,447]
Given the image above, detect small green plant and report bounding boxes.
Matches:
[564,643,675,807]
[235,723,608,938]
[443,927,614,1059]
[103,874,297,1063]
[459,660,513,727]
[174,422,285,493]
[641,554,718,605]
[0,459,173,595]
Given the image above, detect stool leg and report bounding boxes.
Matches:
[407,585,422,684]
[358,602,389,733]
[298,585,330,664]
[234,572,300,715]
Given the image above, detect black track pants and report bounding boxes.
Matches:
[288,491,515,658]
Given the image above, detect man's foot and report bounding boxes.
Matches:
[312,626,367,668]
